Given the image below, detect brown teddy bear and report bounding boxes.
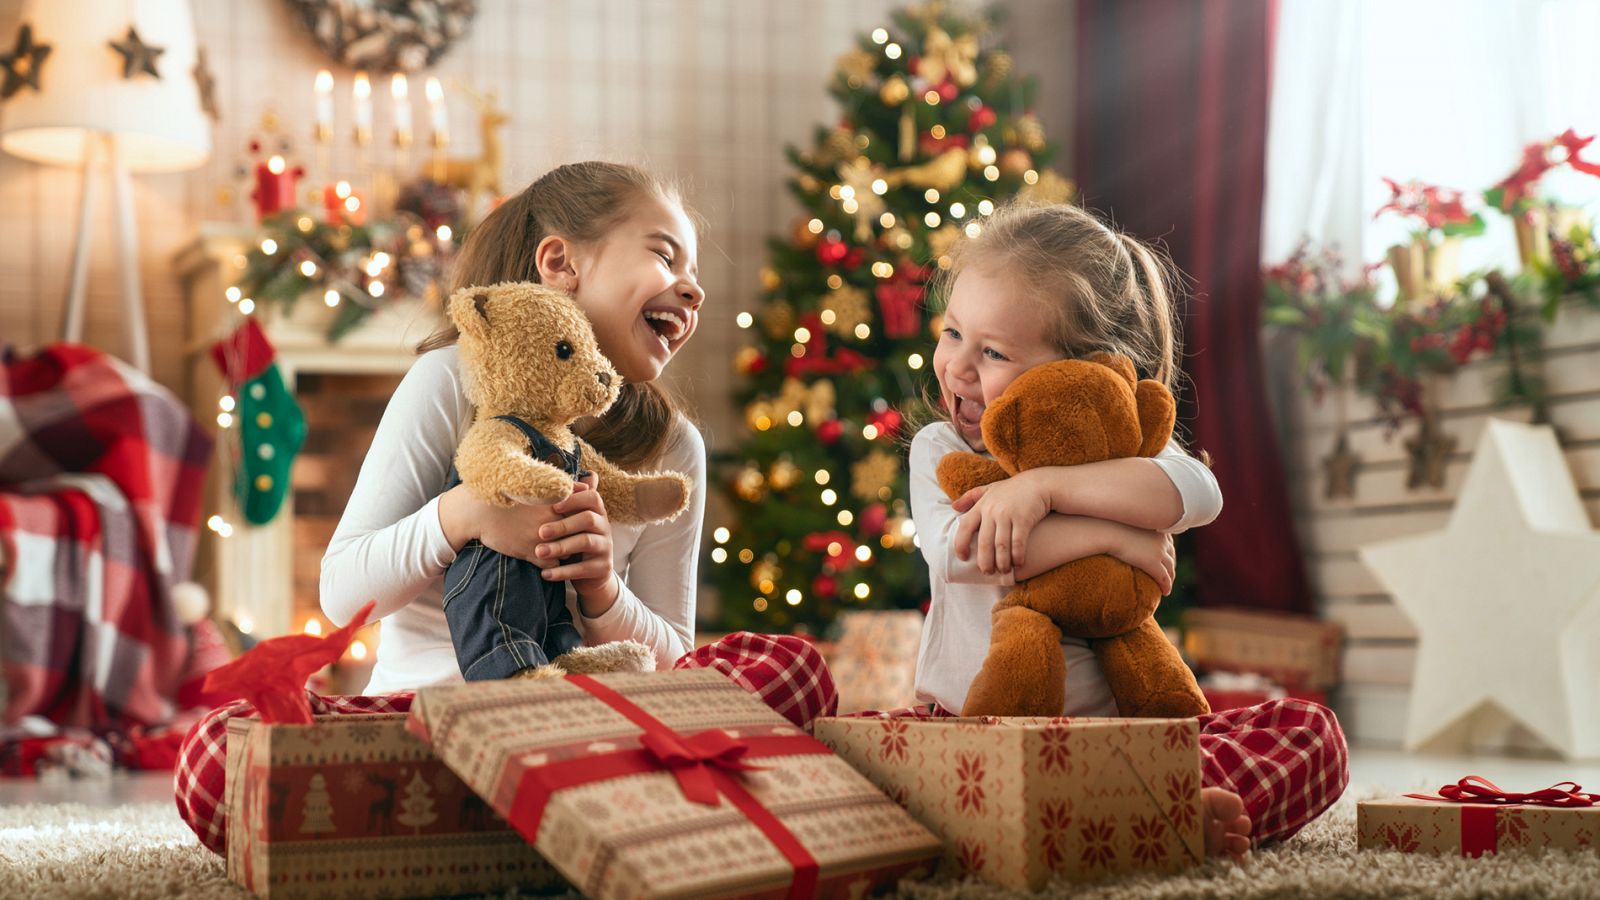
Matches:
[936,353,1210,719]
[443,281,691,681]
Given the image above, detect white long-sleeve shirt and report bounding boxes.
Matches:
[320,346,705,692]
[908,421,1222,716]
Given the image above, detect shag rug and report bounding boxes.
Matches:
[2,792,1597,899]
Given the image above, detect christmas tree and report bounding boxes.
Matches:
[707,2,1073,633]
[299,772,336,834]
[396,770,439,831]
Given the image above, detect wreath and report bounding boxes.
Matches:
[285,0,477,73]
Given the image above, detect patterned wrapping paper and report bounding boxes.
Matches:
[406,669,943,900]
[811,715,1205,891]
[827,610,924,713]
[224,713,563,899]
[1358,797,1600,856]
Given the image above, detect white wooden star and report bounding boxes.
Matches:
[1359,419,1600,759]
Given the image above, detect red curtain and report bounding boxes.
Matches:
[1074,0,1309,612]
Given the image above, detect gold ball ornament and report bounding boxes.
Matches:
[999,147,1034,180]
[768,456,801,491]
[734,346,765,375]
[764,300,797,339]
[879,75,910,106]
[984,51,1014,84]
[1015,113,1047,152]
[735,463,768,502]
[792,218,821,249]
[760,266,783,291]
[852,450,902,501]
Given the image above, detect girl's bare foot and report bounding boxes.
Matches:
[1201,787,1252,860]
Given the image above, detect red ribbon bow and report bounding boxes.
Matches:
[638,727,765,806]
[1407,775,1600,808]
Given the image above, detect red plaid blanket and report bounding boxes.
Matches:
[0,343,215,730]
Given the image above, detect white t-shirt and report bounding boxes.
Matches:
[320,346,706,693]
[908,421,1223,716]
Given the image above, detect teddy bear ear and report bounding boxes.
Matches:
[979,389,1025,463]
[447,286,493,339]
[1084,351,1137,386]
[1134,379,1176,457]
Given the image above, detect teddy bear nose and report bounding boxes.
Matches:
[597,371,612,387]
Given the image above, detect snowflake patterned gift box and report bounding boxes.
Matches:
[1358,777,1600,857]
[811,715,1205,891]
[406,669,943,899]
[224,713,563,898]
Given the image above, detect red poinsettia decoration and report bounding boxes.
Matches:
[1374,178,1485,237]
[1487,129,1600,212]
[203,600,376,724]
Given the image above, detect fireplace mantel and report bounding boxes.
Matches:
[175,223,444,639]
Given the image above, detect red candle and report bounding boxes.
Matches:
[322,180,367,226]
[251,155,299,220]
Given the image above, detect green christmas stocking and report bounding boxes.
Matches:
[211,319,307,525]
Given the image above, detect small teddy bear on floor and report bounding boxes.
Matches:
[442,281,691,681]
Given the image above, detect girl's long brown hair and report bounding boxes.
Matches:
[419,162,686,468]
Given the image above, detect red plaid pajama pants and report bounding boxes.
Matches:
[175,632,1345,854]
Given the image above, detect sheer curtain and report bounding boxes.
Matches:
[1263,0,1600,280]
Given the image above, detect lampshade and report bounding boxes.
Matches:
[1,0,209,172]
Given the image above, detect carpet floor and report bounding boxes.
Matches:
[2,792,1596,899]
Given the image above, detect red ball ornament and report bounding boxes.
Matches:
[860,503,889,535]
[868,408,904,440]
[816,237,849,266]
[812,574,838,598]
[817,419,844,444]
[841,247,866,270]
[937,79,959,102]
[967,104,996,133]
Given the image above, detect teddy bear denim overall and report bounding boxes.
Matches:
[442,415,586,680]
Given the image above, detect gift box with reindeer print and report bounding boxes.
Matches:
[224,713,563,898]
[812,715,1205,891]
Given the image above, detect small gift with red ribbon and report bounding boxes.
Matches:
[1359,776,1600,857]
[406,669,941,900]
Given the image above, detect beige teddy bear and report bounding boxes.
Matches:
[443,281,691,680]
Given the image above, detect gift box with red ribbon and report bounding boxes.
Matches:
[812,714,1205,891]
[1358,777,1600,856]
[224,713,564,898]
[406,669,942,899]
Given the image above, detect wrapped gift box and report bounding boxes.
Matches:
[1181,607,1342,691]
[812,715,1204,891]
[1358,793,1600,856]
[224,713,563,898]
[827,610,924,713]
[407,669,942,899]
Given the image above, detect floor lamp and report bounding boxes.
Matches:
[0,0,210,374]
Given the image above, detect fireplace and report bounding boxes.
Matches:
[177,224,443,663]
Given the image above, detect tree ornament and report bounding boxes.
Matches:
[733,346,767,375]
[860,503,889,536]
[817,419,844,445]
[792,218,821,248]
[883,147,969,193]
[875,266,927,338]
[999,147,1033,180]
[109,25,164,80]
[769,456,801,491]
[804,531,858,568]
[879,75,910,106]
[1015,113,1047,151]
[836,46,877,85]
[967,104,996,133]
[983,50,1014,84]
[927,224,961,261]
[798,173,821,194]
[1,23,51,100]
[764,300,797,339]
[822,127,857,164]
[1405,415,1457,491]
[734,463,768,502]
[210,319,307,525]
[749,556,781,591]
[760,266,783,291]
[193,47,220,121]
[1019,168,1076,205]
[825,285,873,336]
[773,376,837,424]
[836,157,888,242]
[812,574,839,599]
[852,450,901,501]
[918,24,979,87]
[815,235,851,267]
[868,407,904,441]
